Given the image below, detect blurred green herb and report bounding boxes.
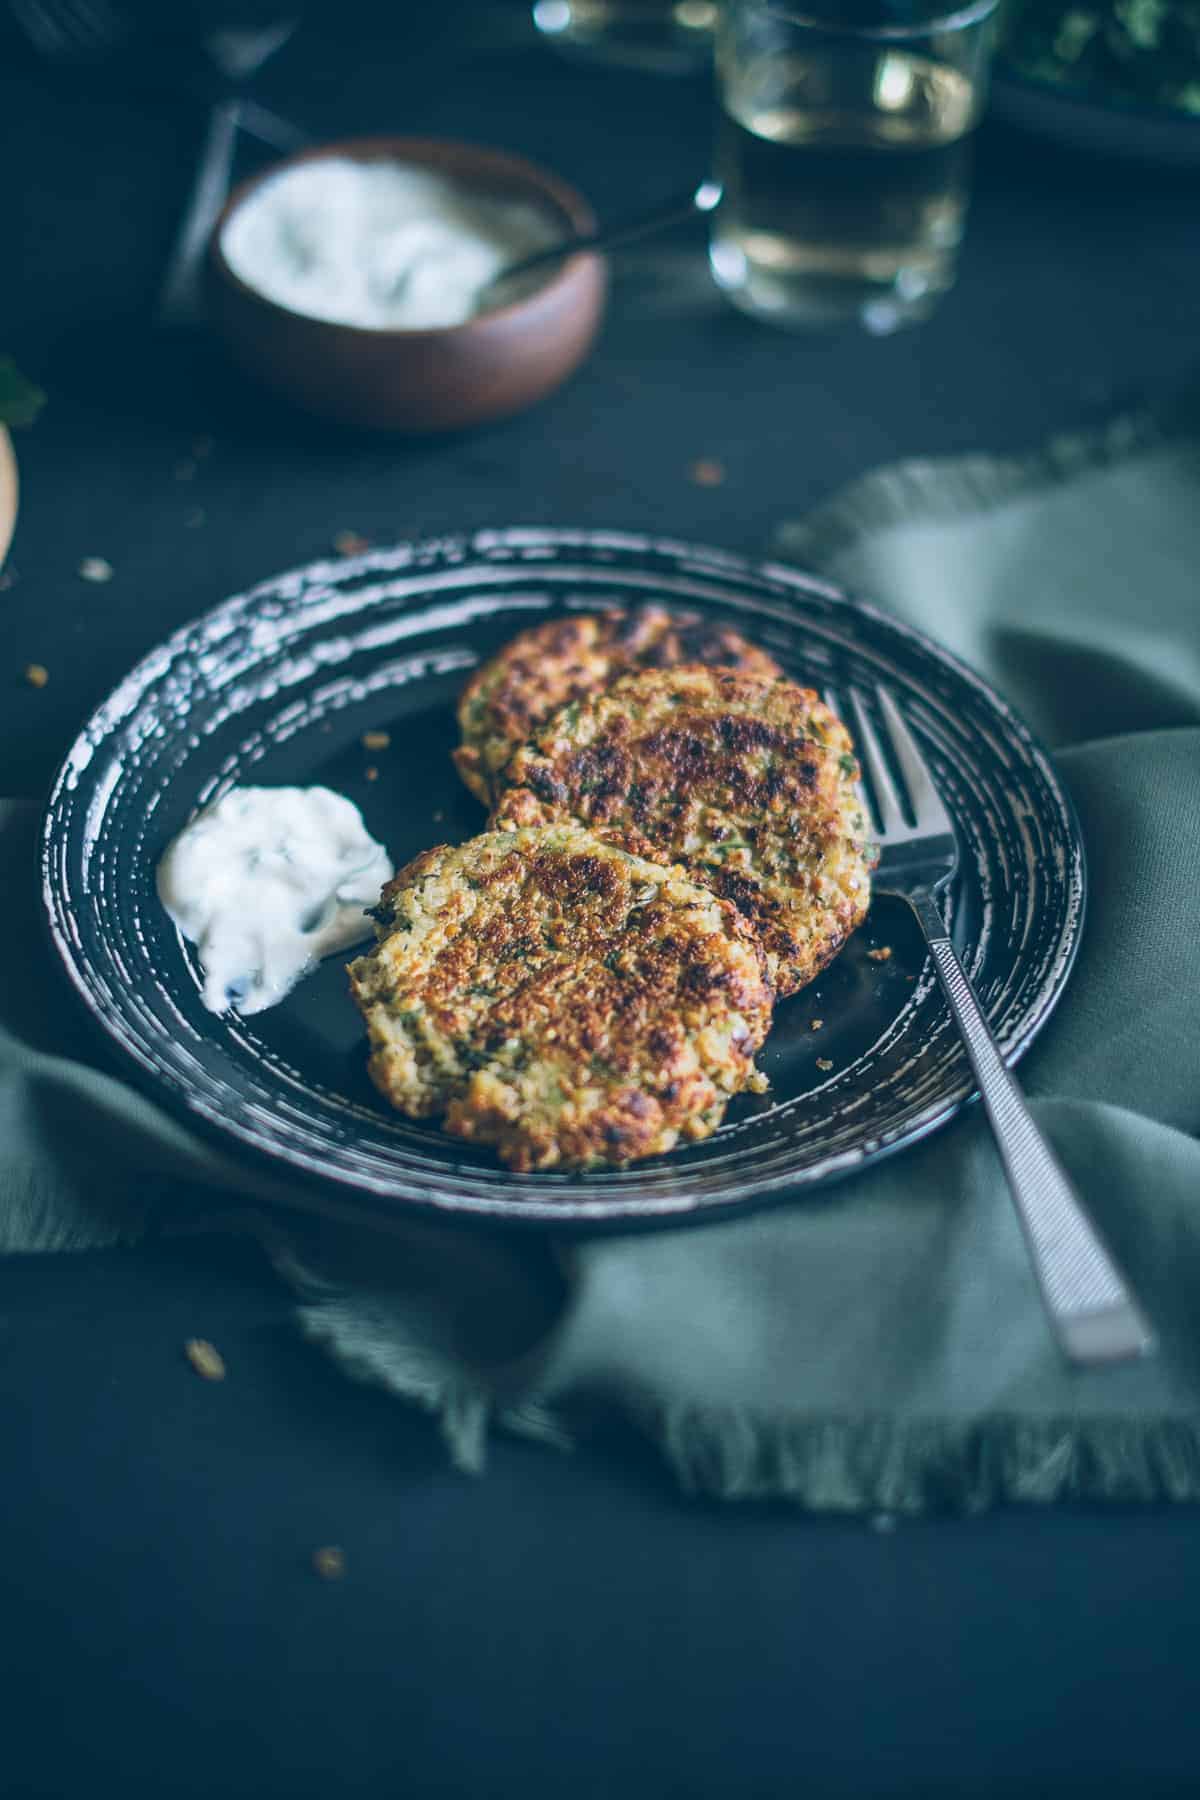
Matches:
[0,358,45,428]
[1001,1,1200,113]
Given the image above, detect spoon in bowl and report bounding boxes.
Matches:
[478,176,723,310]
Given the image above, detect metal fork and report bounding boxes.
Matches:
[9,0,125,56]
[837,683,1154,1366]
[10,1,302,325]
[157,21,299,326]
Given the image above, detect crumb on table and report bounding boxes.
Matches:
[78,556,113,583]
[334,530,371,557]
[313,1546,346,1580]
[24,662,48,688]
[810,1018,823,1031]
[867,946,893,962]
[688,458,725,487]
[365,766,379,782]
[184,1338,226,1381]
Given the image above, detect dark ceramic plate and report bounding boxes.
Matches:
[42,529,1084,1226]
[993,66,1200,166]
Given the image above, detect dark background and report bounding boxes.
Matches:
[4,5,1200,1795]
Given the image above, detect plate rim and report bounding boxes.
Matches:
[991,66,1200,166]
[994,61,1200,130]
[41,526,1088,1228]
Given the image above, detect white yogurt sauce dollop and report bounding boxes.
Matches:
[157,786,393,1016]
[220,158,559,331]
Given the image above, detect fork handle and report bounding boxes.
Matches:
[157,98,241,327]
[908,891,1155,1366]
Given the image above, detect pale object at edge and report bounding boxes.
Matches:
[0,428,17,567]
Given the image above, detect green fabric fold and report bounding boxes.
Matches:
[5,413,1200,1511]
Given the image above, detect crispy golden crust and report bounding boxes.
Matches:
[347,825,773,1173]
[491,667,875,999]
[453,607,784,806]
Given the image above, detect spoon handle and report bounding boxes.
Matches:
[500,179,723,284]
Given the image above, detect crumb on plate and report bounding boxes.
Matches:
[362,730,391,751]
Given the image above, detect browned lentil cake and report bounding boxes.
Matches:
[492,666,875,999]
[348,824,773,1172]
[453,606,784,806]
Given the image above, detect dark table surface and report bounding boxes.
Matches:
[4,8,1200,1797]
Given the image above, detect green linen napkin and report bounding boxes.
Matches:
[5,412,1199,1511]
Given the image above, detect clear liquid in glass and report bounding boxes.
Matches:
[533,0,716,71]
[711,46,979,332]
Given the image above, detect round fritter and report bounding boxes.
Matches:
[347,824,772,1173]
[492,667,875,999]
[453,607,784,806]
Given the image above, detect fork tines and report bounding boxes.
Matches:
[825,684,952,843]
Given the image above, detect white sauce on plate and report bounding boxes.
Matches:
[157,786,392,1016]
[220,158,558,330]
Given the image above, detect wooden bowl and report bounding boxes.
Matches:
[206,136,607,434]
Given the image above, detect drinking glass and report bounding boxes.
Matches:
[532,1,716,73]
[710,0,999,333]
